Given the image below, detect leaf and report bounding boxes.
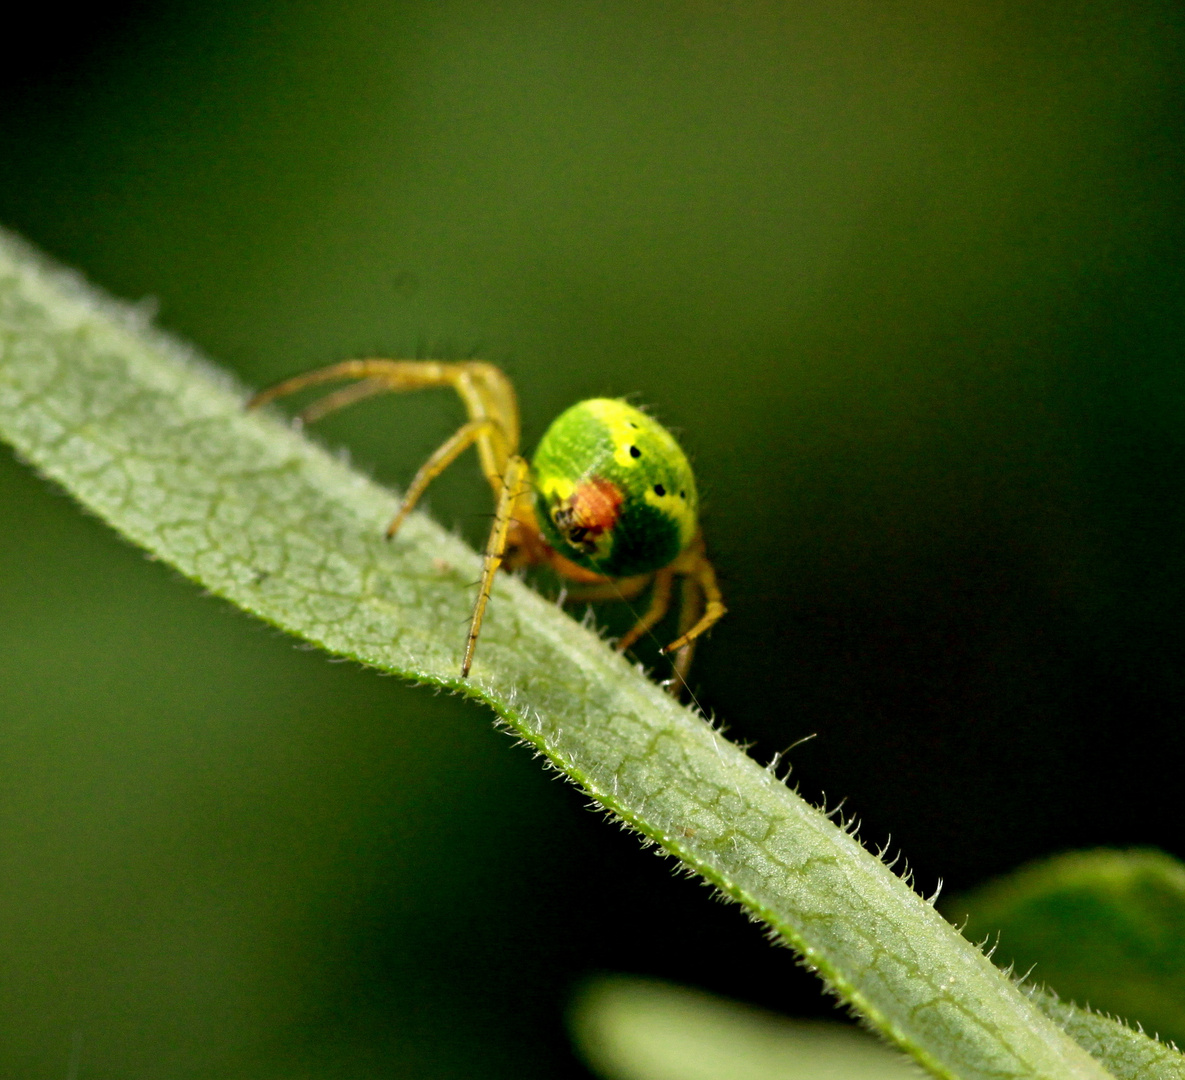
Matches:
[950,849,1185,1046]
[0,226,1130,1079]
[570,975,923,1080]
[568,977,1185,1080]
[1033,990,1185,1080]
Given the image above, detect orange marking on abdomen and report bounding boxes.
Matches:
[550,476,626,559]
[571,477,623,534]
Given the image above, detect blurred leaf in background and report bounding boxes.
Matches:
[1,0,1184,1077]
[571,976,921,1080]
[950,848,1185,1047]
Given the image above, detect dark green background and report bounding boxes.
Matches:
[2,2,1183,1076]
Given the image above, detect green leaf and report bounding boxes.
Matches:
[0,226,1128,1079]
[569,978,1185,1080]
[1033,990,1185,1080]
[570,975,922,1080]
[950,849,1185,1046]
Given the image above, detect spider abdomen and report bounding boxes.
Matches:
[532,398,699,578]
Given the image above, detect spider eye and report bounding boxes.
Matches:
[629,445,641,458]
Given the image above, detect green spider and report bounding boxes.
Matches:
[249,360,725,689]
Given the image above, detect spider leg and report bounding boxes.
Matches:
[615,569,674,654]
[386,418,508,539]
[463,454,531,678]
[561,574,651,603]
[669,572,704,691]
[247,360,414,410]
[249,359,520,490]
[297,378,393,424]
[662,538,726,656]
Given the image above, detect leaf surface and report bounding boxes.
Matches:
[571,976,922,1080]
[952,849,1185,1046]
[0,228,1131,1080]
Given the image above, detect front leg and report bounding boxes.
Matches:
[463,456,531,678]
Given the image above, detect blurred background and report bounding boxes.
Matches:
[1,1,1184,1076]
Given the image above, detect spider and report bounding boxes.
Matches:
[249,360,725,690]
